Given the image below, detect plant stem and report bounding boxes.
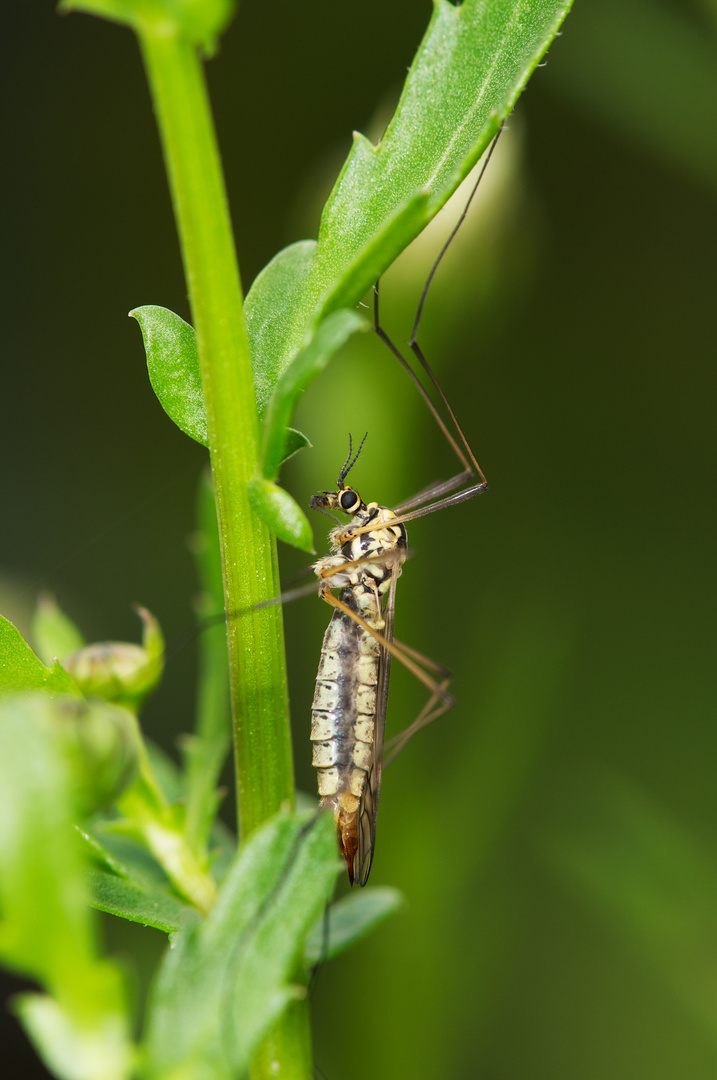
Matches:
[138,26,294,840]
[138,26,308,1079]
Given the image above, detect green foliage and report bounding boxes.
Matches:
[131,306,209,447]
[245,0,573,417]
[260,308,368,483]
[60,0,235,54]
[304,887,404,965]
[142,811,339,1080]
[130,0,572,552]
[247,475,315,553]
[32,594,85,667]
[2,2,576,1078]
[132,304,313,469]
[0,694,133,1080]
[0,614,79,694]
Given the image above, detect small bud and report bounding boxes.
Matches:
[64,606,164,712]
[48,696,140,815]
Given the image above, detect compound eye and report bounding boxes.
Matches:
[340,489,359,512]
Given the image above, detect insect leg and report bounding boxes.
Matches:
[381,636,453,768]
[374,283,475,490]
[372,129,503,503]
[318,589,454,708]
[404,133,503,486]
[343,478,488,541]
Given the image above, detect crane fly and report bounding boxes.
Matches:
[307,130,501,885]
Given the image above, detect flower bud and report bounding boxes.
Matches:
[46,696,140,815]
[64,606,164,712]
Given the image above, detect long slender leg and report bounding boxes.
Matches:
[373,289,486,514]
[319,589,454,709]
[318,589,456,767]
[395,469,474,514]
[381,636,453,767]
[383,689,452,769]
[372,129,502,506]
[374,286,474,480]
[406,128,503,486]
[342,479,488,541]
[315,547,409,584]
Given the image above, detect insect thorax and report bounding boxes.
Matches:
[314,503,407,597]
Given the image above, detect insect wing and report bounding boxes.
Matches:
[356,570,397,886]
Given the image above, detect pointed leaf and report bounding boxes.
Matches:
[143,810,338,1080]
[262,308,368,481]
[281,427,312,464]
[0,615,78,695]
[32,594,85,667]
[86,867,199,933]
[80,827,173,887]
[248,476,315,554]
[304,886,404,965]
[132,304,312,469]
[246,0,574,393]
[131,305,209,447]
[244,240,316,417]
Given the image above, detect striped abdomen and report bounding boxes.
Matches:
[311,586,382,882]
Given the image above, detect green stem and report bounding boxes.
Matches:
[117,742,218,915]
[138,25,308,1079]
[138,26,293,840]
[117,783,217,915]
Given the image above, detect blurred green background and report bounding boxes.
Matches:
[3,0,717,1077]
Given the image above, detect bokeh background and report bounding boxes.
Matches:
[3,0,717,1077]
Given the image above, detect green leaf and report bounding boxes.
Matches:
[280,427,312,464]
[244,240,316,418]
[0,693,133,1078]
[248,476,315,554]
[0,694,97,986]
[81,826,173,886]
[142,810,339,1080]
[14,987,133,1080]
[82,821,231,929]
[115,763,219,915]
[131,305,208,447]
[0,614,78,695]
[124,739,237,880]
[32,594,85,667]
[261,308,368,482]
[246,0,573,393]
[61,0,236,55]
[304,886,404,965]
[132,304,313,472]
[86,867,200,933]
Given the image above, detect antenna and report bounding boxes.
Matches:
[338,431,368,485]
